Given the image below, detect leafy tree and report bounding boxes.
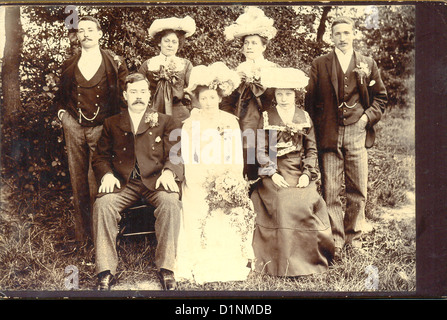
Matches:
[2,6,23,124]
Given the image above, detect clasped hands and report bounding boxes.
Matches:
[98,169,179,193]
[271,172,309,189]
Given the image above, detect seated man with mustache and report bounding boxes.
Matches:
[91,73,184,291]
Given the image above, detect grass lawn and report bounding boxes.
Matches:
[0,103,415,296]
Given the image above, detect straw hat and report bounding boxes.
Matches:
[224,7,277,41]
[148,16,196,38]
[260,67,309,89]
[185,62,241,97]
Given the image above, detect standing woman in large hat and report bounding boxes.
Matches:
[139,16,196,122]
[222,7,278,183]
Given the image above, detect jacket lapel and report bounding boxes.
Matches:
[326,51,339,105]
[62,53,81,80]
[353,51,370,108]
[136,108,158,135]
[118,110,133,133]
[100,49,117,89]
[136,117,152,135]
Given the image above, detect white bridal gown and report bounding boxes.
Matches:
[175,109,254,285]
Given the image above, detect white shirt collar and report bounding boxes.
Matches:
[80,46,102,58]
[128,109,145,134]
[334,48,354,73]
[335,47,354,58]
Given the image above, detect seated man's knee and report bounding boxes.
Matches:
[93,193,120,216]
[155,191,181,210]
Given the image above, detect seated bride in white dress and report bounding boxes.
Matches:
[175,62,255,285]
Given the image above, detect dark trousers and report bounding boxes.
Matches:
[61,112,103,242]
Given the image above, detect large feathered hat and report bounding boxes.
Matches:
[260,67,309,90]
[185,62,241,97]
[148,16,196,38]
[224,7,277,41]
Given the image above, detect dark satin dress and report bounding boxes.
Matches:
[220,59,277,181]
[251,106,335,276]
[139,55,193,122]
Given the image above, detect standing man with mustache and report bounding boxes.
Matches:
[305,16,387,261]
[53,16,128,248]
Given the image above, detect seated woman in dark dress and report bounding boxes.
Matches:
[251,67,335,277]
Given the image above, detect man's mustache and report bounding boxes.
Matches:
[132,100,146,105]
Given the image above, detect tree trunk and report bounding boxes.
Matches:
[2,6,23,123]
[316,6,331,43]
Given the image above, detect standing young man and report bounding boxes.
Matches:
[53,16,128,245]
[305,16,387,260]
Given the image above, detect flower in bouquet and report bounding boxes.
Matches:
[156,63,180,85]
[148,56,184,85]
[200,170,256,251]
[237,63,262,84]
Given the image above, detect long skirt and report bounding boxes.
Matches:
[251,179,335,276]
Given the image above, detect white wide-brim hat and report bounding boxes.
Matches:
[224,7,277,41]
[148,16,196,38]
[185,62,241,97]
[260,67,309,90]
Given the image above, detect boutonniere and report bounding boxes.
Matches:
[144,111,159,128]
[106,49,122,68]
[155,136,161,143]
[353,62,371,84]
[114,56,122,69]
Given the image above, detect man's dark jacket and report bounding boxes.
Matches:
[305,50,387,151]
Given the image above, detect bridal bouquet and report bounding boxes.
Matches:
[201,170,256,252]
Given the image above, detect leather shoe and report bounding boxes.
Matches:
[158,268,176,290]
[97,271,115,291]
[330,247,343,265]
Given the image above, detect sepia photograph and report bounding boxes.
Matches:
[0,0,443,303]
